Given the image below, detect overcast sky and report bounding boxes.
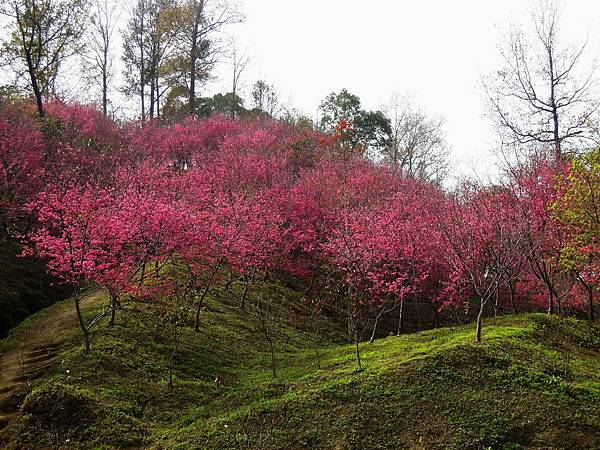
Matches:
[206,0,600,182]
[2,0,599,182]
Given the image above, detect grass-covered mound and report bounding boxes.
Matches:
[1,280,600,449]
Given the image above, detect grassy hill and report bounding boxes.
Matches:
[1,280,600,449]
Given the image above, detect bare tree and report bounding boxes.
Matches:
[230,42,249,118]
[123,0,179,122]
[1,0,87,117]
[146,0,179,120]
[251,79,279,117]
[122,0,148,122]
[170,0,241,116]
[84,0,121,116]
[382,93,449,184]
[485,0,599,161]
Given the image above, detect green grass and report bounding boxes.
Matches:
[3,279,600,449]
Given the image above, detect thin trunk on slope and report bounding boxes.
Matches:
[109,291,118,326]
[369,302,398,343]
[509,281,518,314]
[73,286,90,353]
[194,262,221,332]
[396,297,404,336]
[475,297,485,343]
[354,331,362,372]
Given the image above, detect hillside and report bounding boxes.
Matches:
[1,281,600,450]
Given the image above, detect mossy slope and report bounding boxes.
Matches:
[2,280,600,449]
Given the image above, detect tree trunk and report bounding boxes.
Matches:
[475,297,485,343]
[550,79,561,159]
[24,50,45,117]
[155,73,160,118]
[432,306,439,329]
[493,286,499,318]
[240,276,250,310]
[139,11,146,124]
[369,303,397,343]
[140,81,145,123]
[73,288,90,353]
[194,284,210,332]
[109,292,117,327]
[369,312,382,344]
[189,52,196,116]
[588,287,595,321]
[346,298,352,341]
[547,285,555,315]
[138,262,146,288]
[304,272,315,295]
[354,332,362,371]
[396,298,404,336]
[193,261,221,331]
[231,83,236,119]
[509,282,518,314]
[0,215,8,243]
[188,10,200,117]
[414,295,422,331]
[102,44,108,116]
[149,67,155,119]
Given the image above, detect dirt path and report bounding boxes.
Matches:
[0,291,104,445]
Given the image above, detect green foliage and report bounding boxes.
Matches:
[197,92,245,118]
[161,90,246,123]
[554,149,600,272]
[319,89,362,130]
[354,109,392,153]
[319,89,391,153]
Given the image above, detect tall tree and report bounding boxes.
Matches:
[123,0,177,122]
[122,0,148,122]
[486,0,599,161]
[84,0,121,116]
[171,0,240,117]
[230,43,249,119]
[1,0,87,117]
[319,89,361,132]
[319,89,391,155]
[147,0,178,119]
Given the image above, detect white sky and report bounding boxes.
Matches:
[206,0,600,182]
